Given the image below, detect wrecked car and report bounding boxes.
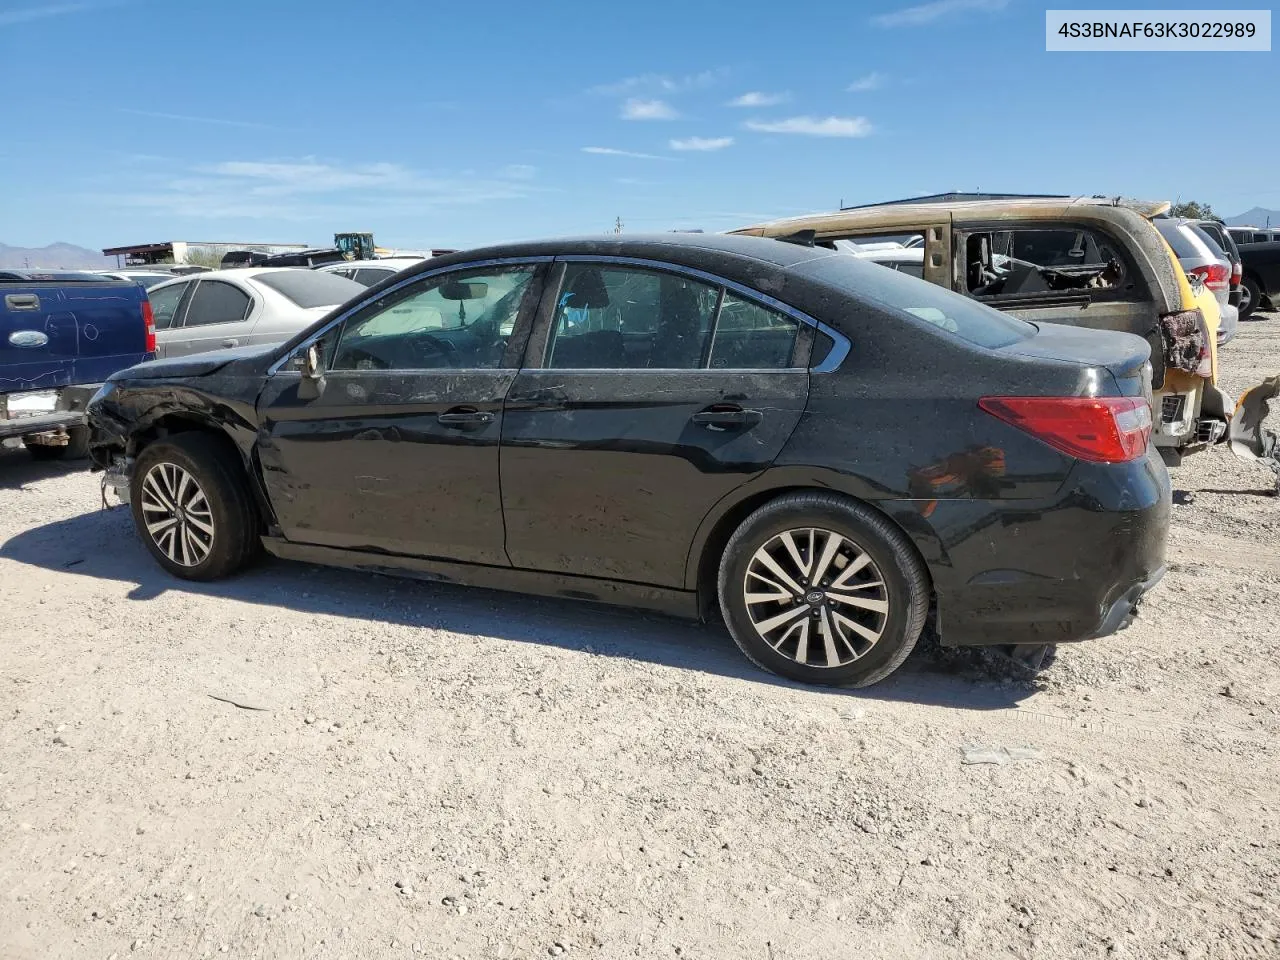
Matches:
[732,196,1232,464]
[87,234,1170,688]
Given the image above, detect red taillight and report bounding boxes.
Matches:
[979,396,1152,463]
[142,299,157,353]
[1187,263,1230,292]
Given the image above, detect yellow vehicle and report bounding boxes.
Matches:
[733,195,1230,462]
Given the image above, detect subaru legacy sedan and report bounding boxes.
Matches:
[87,235,1169,687]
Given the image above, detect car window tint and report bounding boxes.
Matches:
[1188,225,1226,259]
[331,266,536,371]
[709,294,799,369]
[798,254,1034,349]
[354,268,395,286]
[546,265,717,369]
[182,280,252,327]
[965,228,1129,299]
[147,282,187,330]
[255,270,363,307]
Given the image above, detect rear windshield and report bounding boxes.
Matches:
[1188,225,1227,260]
[799,253,1035,349]
[254,270,364,307]
[1154,221,1201,259]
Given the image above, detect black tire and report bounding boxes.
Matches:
[130,432,261,581]
[717,492,930,687]
[1241,275,1262,321]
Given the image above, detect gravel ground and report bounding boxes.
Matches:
[1,318,1278,960]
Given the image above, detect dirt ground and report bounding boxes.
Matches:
[2,319,1278,960]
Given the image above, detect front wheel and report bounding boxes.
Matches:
[130,433,261,581]
[718,493,930,687]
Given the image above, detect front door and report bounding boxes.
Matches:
[256,262,545,565]
[500,261,810,588]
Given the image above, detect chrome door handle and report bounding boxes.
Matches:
[221,338,239,348]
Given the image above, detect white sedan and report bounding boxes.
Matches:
[146,268,364,358]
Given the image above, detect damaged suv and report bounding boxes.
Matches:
[733,195,1230,463]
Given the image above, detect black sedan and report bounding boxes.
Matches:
[87,234,1170,687]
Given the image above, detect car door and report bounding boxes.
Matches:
[166,278,256,357]
[500,259,811,588]
[148,280,194,359]
[255,260,547,564]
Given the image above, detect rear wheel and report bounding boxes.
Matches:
[1241,275,1262,321]
[718,493,930,687]
[130,433,261,581]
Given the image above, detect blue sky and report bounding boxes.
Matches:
[1,0,1276,250]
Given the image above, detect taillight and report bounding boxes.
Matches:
[979,396,1152,463]
[1187,263,1230,292]
[1231,260,1242,284]
[142,299,157,354]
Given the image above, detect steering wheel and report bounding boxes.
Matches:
[408,333,459,368]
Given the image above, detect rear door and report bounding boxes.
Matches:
[168,278,256,356]
[500,259,811,588]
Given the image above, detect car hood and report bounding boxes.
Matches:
[110,343,278,381]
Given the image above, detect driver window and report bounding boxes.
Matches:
[331,266,537,371]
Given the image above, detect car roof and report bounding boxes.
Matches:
[732,197,1172,237]
[417,233,838,277]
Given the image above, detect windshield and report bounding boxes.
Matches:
[800,253,1035,349]
[255,270,364,307]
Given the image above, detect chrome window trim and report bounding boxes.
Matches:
[550,254,851,373]
[266,256,556,375]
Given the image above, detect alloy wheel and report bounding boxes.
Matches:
[742,527,889,668]
[139,462,215,567]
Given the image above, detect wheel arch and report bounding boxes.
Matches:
[128,412,275,532]
[686,471,939,622]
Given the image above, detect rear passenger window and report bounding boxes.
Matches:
[709,294,799,369]
[964,227,1133,302]
[546,265,717,369]
[182,281,252,327]
[147,282,187,330]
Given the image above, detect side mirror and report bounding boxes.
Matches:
[302,342,323,378]
[297,342,326,400]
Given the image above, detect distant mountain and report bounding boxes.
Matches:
[0,242,113,269]
[1224,207,1280,228]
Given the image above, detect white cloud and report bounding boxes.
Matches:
[0,2,98,27]
[118,108,278,130]
[847,72,885,92]
[591,69,727,96]
[744,116,873,138]
[501,164,537,180]
[727,91,788,108]
[97,157,538,220]
[669,136,734,152]
[622,98,678,120]
[582,146,671,161]
[873,0,1008,28]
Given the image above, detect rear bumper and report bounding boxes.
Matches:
[0,384,99,441]
[883,448,1172,648]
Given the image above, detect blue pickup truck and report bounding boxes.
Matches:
[0,270,154,460]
